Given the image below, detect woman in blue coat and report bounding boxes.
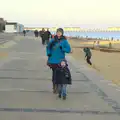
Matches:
[46,28,71,93]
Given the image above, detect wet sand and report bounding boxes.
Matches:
[69,39,120,86]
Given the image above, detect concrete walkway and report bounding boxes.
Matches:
[0,36,120,119]
[0,33,16,44]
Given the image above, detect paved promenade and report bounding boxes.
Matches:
[0,35,120,119]
[0,33,16,44]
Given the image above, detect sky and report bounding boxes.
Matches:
[0,0,120,28]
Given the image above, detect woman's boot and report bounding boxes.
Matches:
[53,84,57,94]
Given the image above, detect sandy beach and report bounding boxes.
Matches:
[69,39,120,86]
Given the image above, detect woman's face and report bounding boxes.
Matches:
[56,31,62,37]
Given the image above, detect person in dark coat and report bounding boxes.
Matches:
[34,30,39,37]
[54,60,72,100]
[23,30,26,36]
[43,28,51,44]
[39,30,42,37]
[83,47,92,65]
[40,28,45,45]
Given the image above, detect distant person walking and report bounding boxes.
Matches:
[96,40,100,48]
[43,28,51,44]
[34,30,39,37]
[39,31,41,37]
[40,28,45,45]
[46,28,72,93]
[23,30,26,36]
[83,47,92,65]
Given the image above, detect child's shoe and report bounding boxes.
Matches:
[63,96,66,100]
[58,94,61,98]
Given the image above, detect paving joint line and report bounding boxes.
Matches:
[0,89,90,94]
[0,108,119,115]
[0,77,89,82]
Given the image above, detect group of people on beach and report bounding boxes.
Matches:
[46,28,92,100]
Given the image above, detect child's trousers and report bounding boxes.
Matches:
[58,84,67,97]
[86,56,92,65]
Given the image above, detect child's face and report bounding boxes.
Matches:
[61,61,66,67]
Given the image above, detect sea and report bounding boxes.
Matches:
[51,31,120,40]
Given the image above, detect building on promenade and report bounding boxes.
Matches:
[5,22,24,33]
[0,18,6,32]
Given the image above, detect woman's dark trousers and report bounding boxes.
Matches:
[52,68,58,93]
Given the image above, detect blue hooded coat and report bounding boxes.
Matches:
[46,35,71,64]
